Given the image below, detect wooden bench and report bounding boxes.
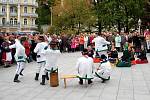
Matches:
[61,75,77,88]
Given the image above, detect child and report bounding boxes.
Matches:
[136,45,148,64]
[108,43,118,63]
[95,54,112,83]
[87,45,94,58]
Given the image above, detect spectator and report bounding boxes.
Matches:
[115,34,121,52]
[79,33,84,51]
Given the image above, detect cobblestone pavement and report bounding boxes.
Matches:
[0,52,150,100]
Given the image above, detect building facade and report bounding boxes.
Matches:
[0,0,38,32]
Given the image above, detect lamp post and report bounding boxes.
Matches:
[46,3,52,26]
[50,7,52,26]
[138,18,142,34]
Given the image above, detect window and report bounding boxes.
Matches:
[2,0,6,2]
[10,7,13,13]
[32,19,34,25]
[10,0,14,2]
[14,18,17,25]
[24,7,27,13]
[32,0,34,4]
[2,6,6,13]
[24,18,27,25]
[2,18,6,25]
[32,8,34,13]
[10,18,13,25]
[24,0,28,3]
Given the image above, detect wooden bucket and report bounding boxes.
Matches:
[50,69,59,87]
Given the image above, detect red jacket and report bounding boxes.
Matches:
[23,40,31,56]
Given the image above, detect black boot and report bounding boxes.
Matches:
[35,73,39,81]
[45,72,49,80]
[101,78,106,83]
[88,79,93,84]
[79,78,83,85]
[40,75,46,85]
[14,74,20,83]
[20,69,24,76]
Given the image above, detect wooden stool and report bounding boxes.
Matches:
[61,75,77,88]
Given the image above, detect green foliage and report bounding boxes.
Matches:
[36,5,51,25]
[47,0,56,7]
[37,0,147,34]
[94,0,145,33]
[49,0,96,34]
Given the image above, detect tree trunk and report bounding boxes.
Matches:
[125,6,129,33]
[117,20,121,33]
[98,20,102,34]
[78,21,81,34]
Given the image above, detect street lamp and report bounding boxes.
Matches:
[50,7,52,26]
[138,18,142,34]
[46,3,52,26]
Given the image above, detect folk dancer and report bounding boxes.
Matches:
[95,55,112,83]
[75,49,94,85]
[41,41,61,85]
[9,37,27,82]
[34,36,49,85]
[92,34,110,58]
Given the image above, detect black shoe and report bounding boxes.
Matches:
[46,72,49,80]
[20,69,24,76]
[101,79,106,83]
[40,75,46,85]
[14,74,20,83]
[79,81,83,85]
[35,73,39,81]
[79,78,83,85]
[40,82,45,85]
[14,80,21,83]
[107,76,110,80]
[4,65,11,68]
[88,80,93,84]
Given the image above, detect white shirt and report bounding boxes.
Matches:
[84,36,88,42]
[96,61,112,79]
[9,39,27,62]
[34,42,48,63]
[43,48,61,71]
[75,55,94,79]
[115,36,121,47]
[92,36,110,51]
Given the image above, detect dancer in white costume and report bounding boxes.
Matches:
[9,37,27,82]
[75,49,94,85]
[92,34,110,57]
[95,54,112,83]
[34,36,48,85]
[41,42,61,85]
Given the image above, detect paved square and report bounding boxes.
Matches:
[0,52,150,100]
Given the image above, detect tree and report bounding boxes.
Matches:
[94,0,145,33]
[48,0,96,34]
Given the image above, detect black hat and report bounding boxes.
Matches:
[38,36,45,42]
[82,49,88,55]
[101,54,107,60]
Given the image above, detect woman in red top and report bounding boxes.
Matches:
[79,34,84,51]
[22,37,31,62]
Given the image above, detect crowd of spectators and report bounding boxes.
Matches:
[0,29,149,67]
